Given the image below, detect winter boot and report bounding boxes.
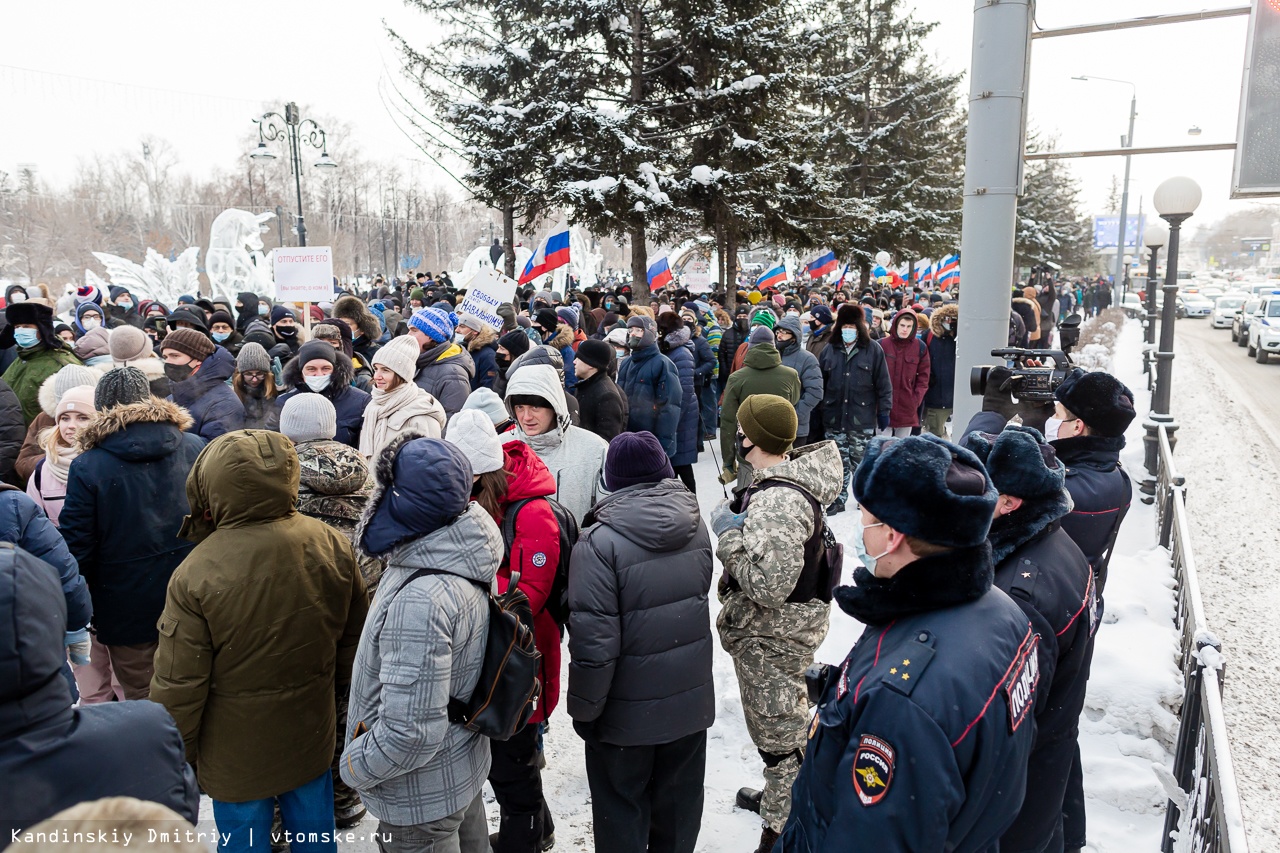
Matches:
[753,826,780,853]
[826,499,845,515]
[735,787,763,814]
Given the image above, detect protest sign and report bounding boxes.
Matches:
[458,267,519,330]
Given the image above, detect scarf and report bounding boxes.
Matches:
[359,381,441,459]
[40,428,81,485]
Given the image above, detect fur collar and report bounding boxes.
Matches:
[468,324,498,352]
[548,324,575,350]
[834,543,994,625]
[987,491,1072,564]
[77,397,193,451]
[929,303,958,339]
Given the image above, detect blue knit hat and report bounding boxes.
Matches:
[604,431,674,491]
[410,307,457,344]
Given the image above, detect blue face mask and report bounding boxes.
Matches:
[841,328,857,345]
[13,328,39,348]
[258,304,269,315]
[212,331,231,343]
[853,521,888,577]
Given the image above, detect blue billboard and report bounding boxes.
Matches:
[1092,215,1146,250]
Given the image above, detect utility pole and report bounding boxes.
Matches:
[950,0,1035,431]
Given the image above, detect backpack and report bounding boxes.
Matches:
[395,567,542,741]
[731,479,844,603]
[501,496,580,627]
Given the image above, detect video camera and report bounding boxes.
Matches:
[970,348,1074,403]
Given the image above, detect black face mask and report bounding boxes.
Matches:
[496,355,511,378]
[164,362,194,383]
[277,327,297,338]
[735,432,753,463]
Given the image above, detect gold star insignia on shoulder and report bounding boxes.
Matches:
[902,659,910,666]
[889,667,897,675]
[901,673,909,680]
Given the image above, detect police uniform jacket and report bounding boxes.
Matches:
[777,544,1037,853]
[1050,433,1130,590]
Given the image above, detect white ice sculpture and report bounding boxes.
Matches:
[89,247,201,307]
[206,209,276,300]
[568,226,603,290]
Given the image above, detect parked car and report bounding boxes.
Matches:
[1233,298,1263,345]
[1121,292,1146,319]
[1176,291,1213,319]
[1246,293,1280,363]
[1212,295,1248,329]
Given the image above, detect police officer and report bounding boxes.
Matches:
[777,434,1037,852]
[965,425,1098,853]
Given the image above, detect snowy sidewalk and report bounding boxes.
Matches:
[191,318,1184,853]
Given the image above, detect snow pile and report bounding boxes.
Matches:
[690,165,727,186]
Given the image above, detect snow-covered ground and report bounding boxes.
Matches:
[191,317,1188,852]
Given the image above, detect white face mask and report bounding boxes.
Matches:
[1044,417,1063,442]
[454,333,466,345]
[786,310,800,318]
[82,318,101,331]
[853,522,890,577]
[9,293,25,304]
[304,375,332,392]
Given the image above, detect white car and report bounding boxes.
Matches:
[1177,291,1214,318]
[1247,293,1280,363]
[1212,294,1248,328]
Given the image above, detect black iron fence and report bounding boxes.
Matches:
[1155,424,1249,853]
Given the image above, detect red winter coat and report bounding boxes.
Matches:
[878,309,932,428]
[492,440,562,724]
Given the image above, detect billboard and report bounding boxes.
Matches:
[1092,215,1146,250]
[1232,0,1280,198]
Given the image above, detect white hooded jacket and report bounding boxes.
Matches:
[504,364,608,524]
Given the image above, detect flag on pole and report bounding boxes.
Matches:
[805,251,839,278]
[755,263,786,290]
[913,259,934,284]
[647,256,674,292]
[519,228,572,285]
[936,253,960,290]
[834,263,853,290]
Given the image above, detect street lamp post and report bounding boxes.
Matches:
[1143,177,1201,480]
[1143,224,1168,347]
[1074,75,1137,306]
[250,102,337,247]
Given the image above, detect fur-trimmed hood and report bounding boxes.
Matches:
[37,368,103,418]
[76,397,194,452]
[929,302,958,339]
[547,323,575,351]
[332,295,382,342]
[467,324,498,353]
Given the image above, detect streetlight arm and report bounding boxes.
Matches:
[254,112,289,144]
[295,120,330,153]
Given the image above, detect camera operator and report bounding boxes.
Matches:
[964,425,1097,853]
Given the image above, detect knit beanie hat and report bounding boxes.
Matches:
[279,393,337,443]
[160,328,214,362]
[556,306,578,329]
[409,307,456,344]
[463,387,509,426]
[811,305,834,326]
[534,307,559,334]
[94,367,151,410]
[55,385,97,421]
[236,342,272,374]
[750,308,777,329]
[737,394,797,456]
[53,365,99,400]
[604,431,675,492]
[108,324,151,364]
[296,339,337,368]
[853,434,998,548]
[445,409,504,475]
[1053,368,1136,438]
[372,335,420,384]
[458,314,487,334]
[746,291,762,305]
[270,305,295,325]
[409,287,426,303]
[747,325,775,348]
[576,339,613,372]
[208,310,234,329]
[498,329,531,359]
[963,424,1066,500]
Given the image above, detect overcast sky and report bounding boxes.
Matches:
[1,0,1273,235]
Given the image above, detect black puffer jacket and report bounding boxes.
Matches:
[567,479,715,747]
[0,543,198,839]
[169,346,244,442]
[574,370,628,442]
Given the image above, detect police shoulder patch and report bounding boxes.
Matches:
[852,733,895,806]
[1003,632,1040,734]
[531,552,547,567]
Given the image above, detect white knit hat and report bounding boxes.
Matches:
[462,387,508,426]
[280,394,337,443]
[445,409,504,475]
[372,335,421,384]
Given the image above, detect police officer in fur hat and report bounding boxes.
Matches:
[777,434,1037,852]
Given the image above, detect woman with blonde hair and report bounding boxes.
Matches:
[26,386,95,527]
[358,335,446,459]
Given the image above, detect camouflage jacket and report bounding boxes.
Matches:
[717,440,842,645]
[295,439,383,594]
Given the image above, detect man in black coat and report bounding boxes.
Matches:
[777,434,1037,852]
[573,340,628,442]
[964,425,1098,853]
[0,542,199,838]
[567,432,714,853]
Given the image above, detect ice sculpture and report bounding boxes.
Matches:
[88,247,201,307]
[206,209,276,298]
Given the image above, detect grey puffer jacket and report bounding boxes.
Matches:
[776,315,824,438]
[567,479,715,747]
[340,502,501,826]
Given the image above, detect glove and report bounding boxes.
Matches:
[719,466,738,486]
[66,628,91,666]
[710,500,748,537]
[877,413,890,430]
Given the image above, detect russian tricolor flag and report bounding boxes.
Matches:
[755,263,786,290]
[834,263,853,291]
[519,228,572,285]
[647,256,673,292]
[805,251,839,278]
[936,253,960,290]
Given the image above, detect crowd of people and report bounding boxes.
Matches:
[1,268,1134,853]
